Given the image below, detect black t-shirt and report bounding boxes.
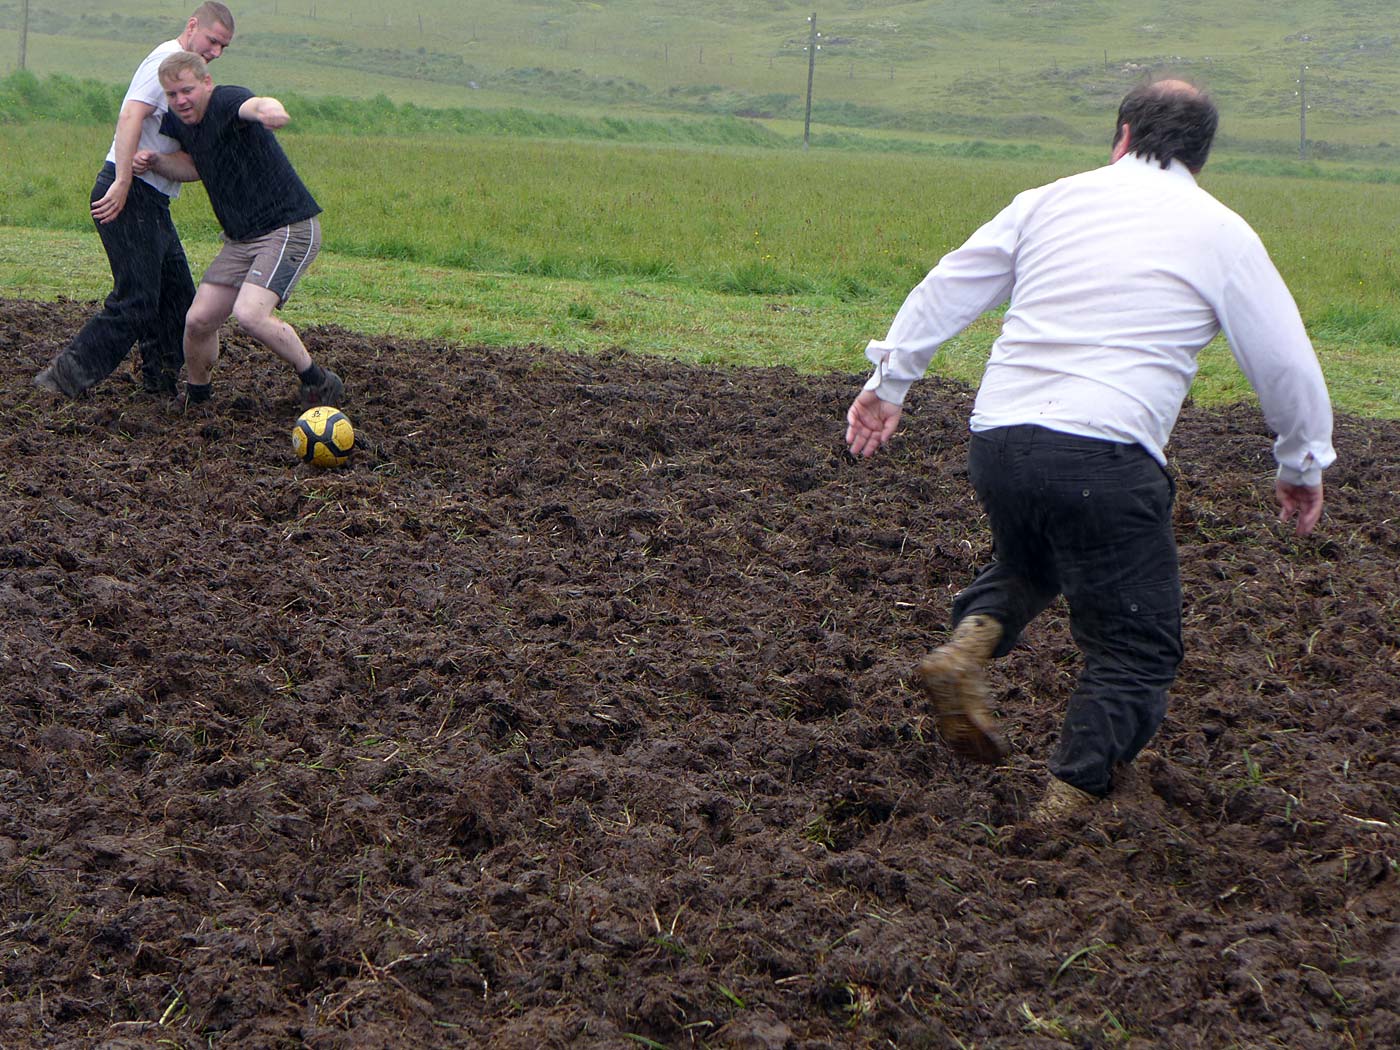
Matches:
[161,85,321,241]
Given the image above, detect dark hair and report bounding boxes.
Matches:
[1114,81,1218,172]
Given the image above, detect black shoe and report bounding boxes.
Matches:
[166,385,214,417]
[299,367,344,408]
[141,373,178,398]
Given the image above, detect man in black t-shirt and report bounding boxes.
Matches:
[134,50,343,411]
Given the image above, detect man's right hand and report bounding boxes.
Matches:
[90,181,130,225]
[1276,479,1324,536]
[846,389,904,458]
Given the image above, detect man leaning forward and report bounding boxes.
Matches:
[845,79,1335,822]
[135,50,342,411]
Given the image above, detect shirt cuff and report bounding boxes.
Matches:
[861,371,911,406]
[863,346,916,406]
[1276,463,1323,489]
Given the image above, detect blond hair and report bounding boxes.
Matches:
[158,50,210,85]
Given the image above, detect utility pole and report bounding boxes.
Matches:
[1297,64,1308,161]
[803,13,820,149]
[19,0,29,70]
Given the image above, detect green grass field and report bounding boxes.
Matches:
[2,116,1397,418]
[6,115,1399,305]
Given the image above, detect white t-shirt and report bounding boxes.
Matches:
[863,153,1335,487]
[105,39,184,198]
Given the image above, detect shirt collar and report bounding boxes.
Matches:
[1115,151,1199,183]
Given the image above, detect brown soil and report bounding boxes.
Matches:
[1,296,1396,1049]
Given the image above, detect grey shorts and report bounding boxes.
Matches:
[202,217,321,306]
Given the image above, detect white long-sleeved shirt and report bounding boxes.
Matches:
[863,153,1336,487]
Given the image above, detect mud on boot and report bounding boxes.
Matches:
[915,613,1009,764]
[33,359,84,399]
[1030,777,1099,823]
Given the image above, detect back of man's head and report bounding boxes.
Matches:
[193,2,235,34]
[1114,79,1218,173]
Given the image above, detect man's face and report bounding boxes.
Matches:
[163,69,215,124]
[184,18,233,62]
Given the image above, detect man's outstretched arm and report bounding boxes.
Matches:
[1214,233,1335,533]
[238,96,290,129]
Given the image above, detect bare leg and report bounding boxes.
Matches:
[231,284,312,373]
[184,282,239,385]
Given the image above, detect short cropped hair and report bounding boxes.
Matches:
[193,2,235,34]
[1114,81,1218,172]
[158,50,211,84]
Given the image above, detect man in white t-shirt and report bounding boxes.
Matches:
[33,3,235,400]
[845,79,1335,822]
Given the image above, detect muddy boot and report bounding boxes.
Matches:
[1110,749,1161,803]
[916,613,1009,764]
[1030,777,1098,823]
[33,357,84,399]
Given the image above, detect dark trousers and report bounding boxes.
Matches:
[49,164,194,395]
[953,425,1184,796]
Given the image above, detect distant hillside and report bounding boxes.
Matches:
[3,0,1397,159]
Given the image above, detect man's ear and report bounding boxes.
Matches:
[1111,123,1131,162]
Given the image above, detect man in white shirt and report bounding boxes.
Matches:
[846,79,1335,821]
[33,3,234,400]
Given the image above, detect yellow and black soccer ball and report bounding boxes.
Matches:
[292,406,354,468]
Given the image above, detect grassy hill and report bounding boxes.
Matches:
[2,0,1398,159]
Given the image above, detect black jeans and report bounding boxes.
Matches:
[953,425,1183,796]
[49,164,194,395]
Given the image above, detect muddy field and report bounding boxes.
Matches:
[1,296,1396,1049]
